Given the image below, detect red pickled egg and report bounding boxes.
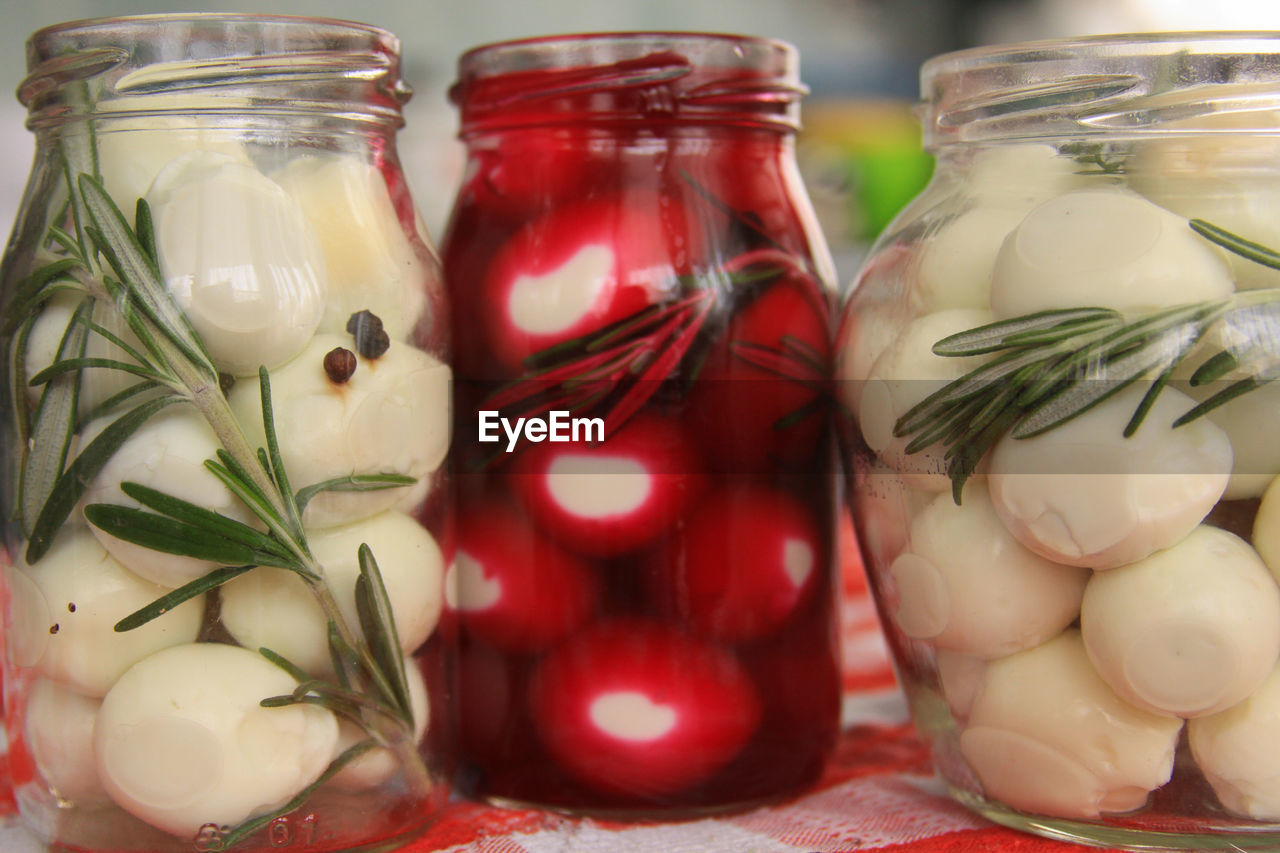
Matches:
[482,191,699,373]
[528,620,761,798]
[649,485,824,642]
[447,501,599,653]
[510,414,706,557]
[684,272,832,471]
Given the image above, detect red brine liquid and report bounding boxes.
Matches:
[441,33,841,814]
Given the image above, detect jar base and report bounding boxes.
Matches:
[480,790,796,822]
[950,785,1280,852]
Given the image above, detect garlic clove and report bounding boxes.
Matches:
[228,334,450,528]
[146,151,327,376]
[19,529,203,697]
[94,643,338,838]
[273,153,429,342]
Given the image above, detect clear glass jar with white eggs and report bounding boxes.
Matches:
[839,33,1280,849]
[0,15,451,852]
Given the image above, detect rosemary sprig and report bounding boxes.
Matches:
[891,219,1280,501]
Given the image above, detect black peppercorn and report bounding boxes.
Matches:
[347,309,391,359]
[324,347,358,383]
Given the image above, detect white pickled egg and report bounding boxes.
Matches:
[18,528,203,697]
[26,678,106,803]
[915,206,1028,312]
[1190,663,1280,819]
[82,403,252,588]
[837,296,907,413]
[22,292,144,417]
[850,466,933,571]
[220,511,444,675]
[273,154,428,342]
[935,650,985,721]
[228,334,450,527]
[1082,525,1280,717]
[890,484,1088,658]
[989,189,1234,319]
[859,308,993,490]
[988,384,1231,569]
[146,151,327,376]
[965,144,1098,208]
[1196,380,1280,500]
[1255,475,1280,579]
[329,660,429,790]
[97,117,250,211]
[961,630,1183,819]
[5,563,51,668]
[94,643,338,839]
[1129,130,1280,291]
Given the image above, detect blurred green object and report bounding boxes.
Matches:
[799,100,935,245]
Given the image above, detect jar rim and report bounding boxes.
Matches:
[921,31,1280,148]
[20,13,408,128]
[451,31,804,134]
[27,12,396,48]
[457,31,796,73]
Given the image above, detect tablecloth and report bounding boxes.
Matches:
[0,517,1110,852]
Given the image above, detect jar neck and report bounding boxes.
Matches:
[451,32,806,136]
[921,32,1280,151]
[20,14,410,131]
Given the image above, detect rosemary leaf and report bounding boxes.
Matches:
[83,504,298,570]
[134,198,157,266]
[0,258,84,337]
[215,740,379,850]
[257,367,304,540]
[1173,376,1271,427]
[258,647,312,683]
[77,175,217,378]
[78,381,159,425]
[772,395,826,432]
[294,473,416,513]
[931,307,1120,356]
[205,452,288,532]
[117,481,296,558]
[46,225,83,259]
[28,356,166,387]
[327,622,360,691]
[1011,341,1172,438]
[19,299,91,537]
[895,346,1046,437]
[9,314,35,452]
[1189,350,1240,386]
[82,317,155,370]
[114,565,255,632]
[1191,219,1280,270]
[354,544,413,723]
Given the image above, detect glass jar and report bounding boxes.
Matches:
[441,33,840,814]
[0,14,451,852]
[839,32,1280,850]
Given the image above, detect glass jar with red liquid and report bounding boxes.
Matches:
[441,32,841,814]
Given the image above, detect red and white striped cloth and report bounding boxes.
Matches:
[0,517,1105,852]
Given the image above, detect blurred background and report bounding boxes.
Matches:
[6,0,1280,285]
